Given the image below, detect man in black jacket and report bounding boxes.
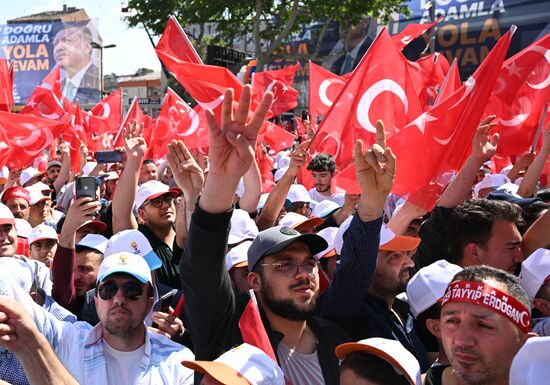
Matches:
[180,85,349,385]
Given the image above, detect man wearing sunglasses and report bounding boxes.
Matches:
[0,251,194,384]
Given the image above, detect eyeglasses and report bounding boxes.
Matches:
[96,281,144,301]
[145,195,175,209]
[260,259,319,278]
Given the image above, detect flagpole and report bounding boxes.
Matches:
[530,103,549,154]
[112,96,137,145]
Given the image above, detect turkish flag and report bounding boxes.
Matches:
[0,111,72,169]
[260,121,296,153]
[0,123,13,168]
[255,143,275,193]
[484,32,550,157]
[311,28,422,172]
[407,52,450,110]
[156,16,203,65]
[308,62,349,124]
[112,98,149,148]
[238,291,277,362]
[86,88,123,148]
[387,27,515,210]
[20,85,66,121]
[0,59,13,112]
[252,64,299,118]
[40,66,63,100]
[434,58,461,105]
[63,102,88,174]
[148,88,209,160]
[391,16,444,50]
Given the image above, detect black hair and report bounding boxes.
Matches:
[340,352,411,385]
[414,303,441,353]
[519,201,549,234]
[307,153,336,173]
[447,199,523,264]
[143,159,155,165]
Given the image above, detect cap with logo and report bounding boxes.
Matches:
[97,252,152,284]
[406,260,463,318]
[105,229,162,270]
[135,180,180,209]
[247,226,327,272]
[336,338,421,385]
[182,343,285,385]
[28,224,59,246]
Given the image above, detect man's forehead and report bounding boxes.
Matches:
[101,273,141,284]
[54,28,83,42]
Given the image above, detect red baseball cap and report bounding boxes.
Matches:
[1,187,31,204]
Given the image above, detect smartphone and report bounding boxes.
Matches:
[95,150,123,164]
[301,110,309,122]
[151,289,178,329]
[75,176,98,200]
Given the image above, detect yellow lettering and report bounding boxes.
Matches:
[37,59,49,70]
[297,42,308,55]
[438,25,458,47]
[36,44,48,58]
[479,18,501,43]
[461,47,478,66]
[460,22,476,45]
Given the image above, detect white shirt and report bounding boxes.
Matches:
[104,341,145,385]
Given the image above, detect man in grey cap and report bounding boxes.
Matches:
[180,85,349,385]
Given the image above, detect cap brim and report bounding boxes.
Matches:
[143,249,162,270]
[380,235,420,252]
[181,361,249,385]
[0,218,15,226]
[97,269,150,284]
[293,217,325,232]
[143,190,181,205]
[232,261,248,269]
[319,249,337,259]
[335,343,416,385]
[250,233,328,271]
[29,235,58,245]
[78,221,107,233]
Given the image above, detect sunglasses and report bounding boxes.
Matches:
[96,281,144,301]
[144,195,175,209]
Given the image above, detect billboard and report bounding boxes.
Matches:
[391,0,550,77]
[0,19,101,106]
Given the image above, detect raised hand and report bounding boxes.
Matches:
[288,140,311,174]
[166,140,204,198]
[122,121,146,162]
[204,85,273,180]
[354,120,396,197]
[471,115,498,161]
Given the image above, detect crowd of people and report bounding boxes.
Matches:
[0,84,548,385]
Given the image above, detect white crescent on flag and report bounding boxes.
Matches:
[319,78,345,107]
[356,79,408,133]
[197,95,224,110]
[526,46,550,90]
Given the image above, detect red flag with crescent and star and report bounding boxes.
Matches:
[308,62,351,124]
[86,88,123,150]
[391,16,444,50]
[311,28,422,173]
[0,59,13,112]
[484,32,550,157]
[252,64,299,118]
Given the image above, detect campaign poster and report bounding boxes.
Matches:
[0,19,101,106]
[390,0,550,77]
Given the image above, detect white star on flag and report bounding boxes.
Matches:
[411,112,438,134]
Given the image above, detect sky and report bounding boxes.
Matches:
[0,0,161,75]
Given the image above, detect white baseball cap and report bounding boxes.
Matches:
[315,227,339,259]
[0,166,9,184]
[182,343,285,385]
[28,224,58,246]
[76,234,108,255]
[473,173,510,197]
[274,166,288,182]
[105,229,162,270]
[228,209,259,245]
[32,182,53,193]
[14,218,32,238]
[336,338,421,385]
[26,185,51,206]
[509,336,550,385]
[406,260,463,318]
[287,184,311,203]
[81,162,98,176]
[519,248,550,302]
[0,203,16,226]
[312,199,340,218]
[20,167,45,187]
[225,240,252,271]
[97,252,152,284]
[278,212,323,232]
[276,154,291,169]
[104,171,119,181]
[135,180,180,209]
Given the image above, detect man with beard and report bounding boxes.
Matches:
[427,265,531,385]
[307,154,343,202]
[180,85,350,385]
[1,187,30,220]
[0,252,194,384]
[320,121,429,370]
